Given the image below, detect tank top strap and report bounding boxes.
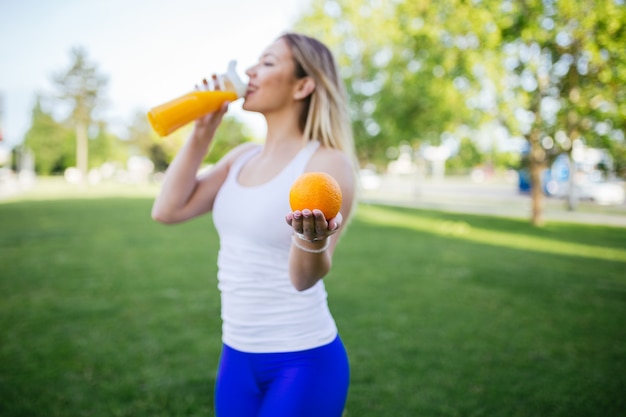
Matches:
[300,140,321,165]
[284,141,320,178]
[229,141,320,183]
[228,144,263,180]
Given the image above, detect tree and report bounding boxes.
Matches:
[127,111,169,172]
[548,0,626,209]
[23,97,74,175]
[88,121,128,169]
[294,0,406,165]
[52,47,108,181]
[295,0,625,226]
[447,137,484,174]
[205,116,256,165]
[493,0,626,224]
[294,0,505,167]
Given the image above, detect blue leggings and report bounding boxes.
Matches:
[215,336,350,417]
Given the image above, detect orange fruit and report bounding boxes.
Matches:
[289,172,342,220]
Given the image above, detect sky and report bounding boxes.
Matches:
[0,0,310,146]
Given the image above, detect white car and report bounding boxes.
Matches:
[577,180,626,205]
[359,169,382,190]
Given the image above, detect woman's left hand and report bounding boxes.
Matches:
[285,209,342,241]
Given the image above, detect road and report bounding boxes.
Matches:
[359,174,626,227]
[2,172,626,227]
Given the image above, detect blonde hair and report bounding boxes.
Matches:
[280,33,356,161]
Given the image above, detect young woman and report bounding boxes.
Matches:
[151,32,356,416]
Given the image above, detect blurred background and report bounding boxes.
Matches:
[1,0,625,224]
[2,2,626,416]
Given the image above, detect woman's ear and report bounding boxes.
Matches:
[293,77,316,100]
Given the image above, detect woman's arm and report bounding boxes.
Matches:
[285,150,356,291]
[151,103,251,224]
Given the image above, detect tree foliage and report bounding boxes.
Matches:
[24,96,128,175]
[88,122,128,169]
[25,48,126,176]
[490,0,626,222]
[52,47,109,179]
[23,97,74,175]
[127,111,170,172]
[446,138,485,174]
[295,0,625,224]
[52,47,108,125]
[294,0,505,166]
[207,115,256,165]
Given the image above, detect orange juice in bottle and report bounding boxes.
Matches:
[147,61,247,137]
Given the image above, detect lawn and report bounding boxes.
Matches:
[1,186,625,417]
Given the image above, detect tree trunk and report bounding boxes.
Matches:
[566,150,578,211]
[529,127,545,227]
[565,109,580,211]
[76,122,88,183]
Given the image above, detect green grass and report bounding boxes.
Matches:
[1,187,625,416]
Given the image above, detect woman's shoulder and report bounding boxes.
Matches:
[307,144,355,190]
[309,145,353,171]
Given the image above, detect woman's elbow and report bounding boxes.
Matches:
[151,206,176,224]
[292,279,315,292]
[290,270,328,292]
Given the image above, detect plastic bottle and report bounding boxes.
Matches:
[147,61,247,137]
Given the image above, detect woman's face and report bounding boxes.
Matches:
[243,38,299,113]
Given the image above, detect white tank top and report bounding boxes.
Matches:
[212,141,337,353]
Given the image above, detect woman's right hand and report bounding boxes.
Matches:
[192,101,230,145]
[191,75,231,145]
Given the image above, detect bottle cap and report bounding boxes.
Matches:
[221,61,247,98]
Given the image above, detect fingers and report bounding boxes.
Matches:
[302,209,319,237]
[192,104,229,142]
[212,74,221,90]
[286,209,342,241]
[195,75,219,91]
[312,210,328,236]
[328,212,342,232]
[198,104,228,129]
[190,74,230,140]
